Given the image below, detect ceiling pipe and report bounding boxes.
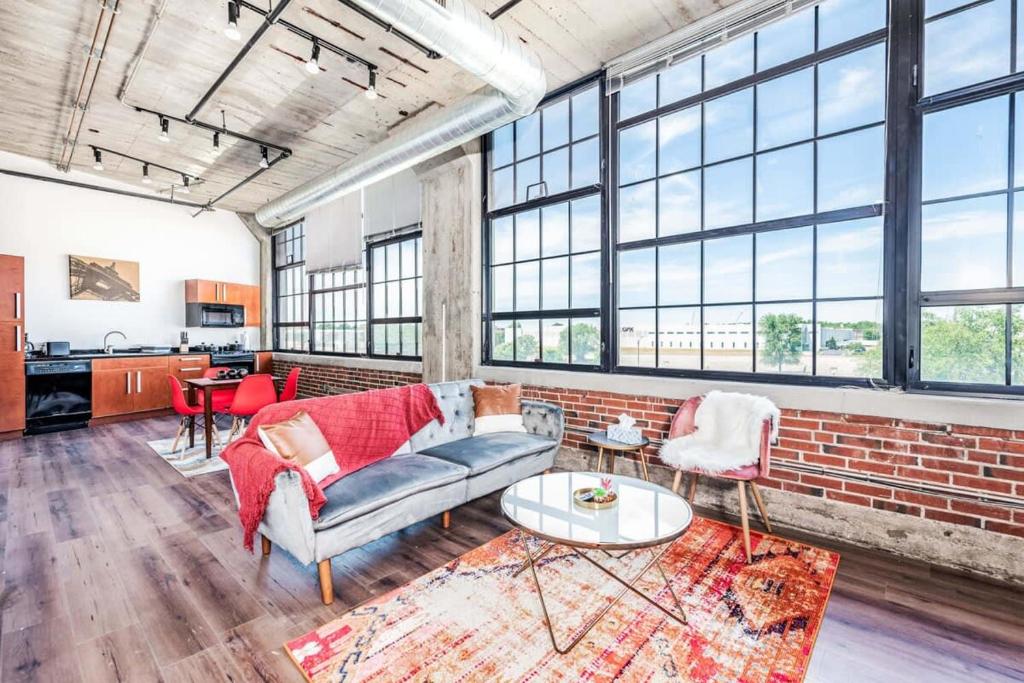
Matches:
[254,0,546,228]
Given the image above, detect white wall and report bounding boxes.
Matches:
[0,151,259,349]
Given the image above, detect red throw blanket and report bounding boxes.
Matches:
[220,383,445,551]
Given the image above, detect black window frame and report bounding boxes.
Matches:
[271,221,309,352]
[308,253,368,356]
[367,228,424,361]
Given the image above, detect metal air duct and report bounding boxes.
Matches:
[254,0,546,228]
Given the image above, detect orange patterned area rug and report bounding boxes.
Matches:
[286,517,839,682]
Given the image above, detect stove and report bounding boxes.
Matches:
[210,350,254,373]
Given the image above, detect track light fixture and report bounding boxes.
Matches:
[158,116,169,142]
[180,175,191,194]
[365,69,378,100]
[258,145,269,169]
[92,148,103,171]
[212,131,222,157]
[142,163,151,184]
[224,0,241,41]
[305,40,321,75]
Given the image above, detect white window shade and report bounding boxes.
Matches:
[304,190,362,273]
[364,168,421,236]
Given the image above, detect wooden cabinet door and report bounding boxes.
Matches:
[253,352,272,374]
[242,285,261,327]
[0,362,25,433]
[186,279,221,304]
[169,354,210,384]
[0,255,24,322]
[133,366,171,412]
[92,369,134,418]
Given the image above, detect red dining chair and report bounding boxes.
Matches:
[667,395,774,564]
[278,367,300,402]
[167,376,221,454]
[201,367,237,412]
[225,374,278,442]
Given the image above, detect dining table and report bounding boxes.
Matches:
[184,376,243,459]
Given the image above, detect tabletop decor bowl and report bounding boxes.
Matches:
[573,487,618,510]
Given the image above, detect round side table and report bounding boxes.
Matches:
[587,431,652,481]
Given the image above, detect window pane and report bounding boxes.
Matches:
[704,305,753,372]
[570,318,602,365]
[541,257,569,309]
[541,203,569,257]
[816,299,883,377]
[756,143,814,221]
[515,157,540,203]
[704,234,752,304]
[921,305,1006,383]
[515,319,540,362]
[705,157,753,229]
[372,324,387,355]
[400,239,416,276]
[817,217,884,298]
[572,87,599,140]
[756,7,814,71]
[659,171,701,237]
[619,121,657,184]
[704,88,753,163]
[757,68,813,150]
[515,261,539,311]
[619,180,657,242]
[704,34,753,89]
[818,0,887,50]
[659,106,701,175]
[571,138,600,188]
[922,96,1008,202]
[619,248,656,308]
[756,226,813,301]
[1016,93,1024,183]
[756,303,813,374]
[619,308,657,367]
[492,265,513,312]
[658,307,701,370]
[571,195,601,252]
[921,195,1007,291]
[492,216,513,264]
[543,99,569,151]
[817,125,884,212]
[515,112,540,159]
[1015,190,1024,286]
[542,148,569,195]
[542,319,569,363]
[401,279,416,316]
[492,166,513,209]
[926,0,976,16]
[924,0,1010,96]
[372,247,385,282]
[571,253,601,309]
[620,74,657,120]
[515,209,540,261]
[817,43,887,136]
[386,281,400,317]
[492,123,513,168]
[1014,305,1024,384]
[372,283,385,317]
[492,321,513,361]
[659,57,701,106]
[658,242,701,306]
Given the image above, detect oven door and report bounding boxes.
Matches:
[25,371,92,433]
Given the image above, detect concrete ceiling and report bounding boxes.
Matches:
[0,0,729,215]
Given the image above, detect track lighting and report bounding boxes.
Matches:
[259,146,269,169]
[365,69,378,100]
[142,163,151,184]
[180,175,191,194]
[92,148,103,171]
[305,40,321,75]
[212,131,222,157]
[158,116,169,142]
[224,0,241,41]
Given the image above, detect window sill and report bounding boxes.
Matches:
[273,352,422,374]
[474,364,1024,430]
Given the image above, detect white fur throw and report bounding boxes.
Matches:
[659,391,780,474]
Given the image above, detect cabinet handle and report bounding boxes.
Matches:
[126,372,132,394]
[136,371,142,393]
[178,356,203,361]
[14,292,20,319]
[15,325,21,351]
[180,367,203,372]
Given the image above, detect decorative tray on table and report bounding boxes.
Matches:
[573,479,618,510]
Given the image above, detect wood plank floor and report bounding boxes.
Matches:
[0,416,1021,682]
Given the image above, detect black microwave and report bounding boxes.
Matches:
[186,303,245,328]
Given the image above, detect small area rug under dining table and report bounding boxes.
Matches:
[286,517,839,682]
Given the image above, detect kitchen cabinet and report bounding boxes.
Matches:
[169,354,210,384]
[253,351,272,374]
[92,356,171,418]
[0,254,24,434]
[185,279,261,326]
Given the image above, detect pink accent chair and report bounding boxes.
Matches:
[667,395,774,563]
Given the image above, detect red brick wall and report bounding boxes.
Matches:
[271,357,422,397]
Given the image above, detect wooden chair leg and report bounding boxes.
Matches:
[442,510,451,529]
[671,469,683,494]
[170,419,185,454]
[212,422,223,447]
[687,474,699,503]
[261,535,271,556]
[737,481,752,563]
[318,559,334,605]
[749,481,773,534]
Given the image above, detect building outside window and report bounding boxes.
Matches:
[272,222,309,352]
[369,232,423,358]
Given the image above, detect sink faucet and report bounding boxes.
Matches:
[103,330,126,354]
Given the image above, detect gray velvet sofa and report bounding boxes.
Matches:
[237,379,564,604]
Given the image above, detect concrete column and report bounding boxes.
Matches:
[414,142,482,383]
[236,212,273,349]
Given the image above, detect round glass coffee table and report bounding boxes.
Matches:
[501,471,693,654]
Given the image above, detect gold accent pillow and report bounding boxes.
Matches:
[257,410,339,483]
[470,384,527,435]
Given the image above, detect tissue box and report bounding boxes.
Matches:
[607,424,644,445]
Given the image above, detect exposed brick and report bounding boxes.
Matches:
[836,435,883,450]
[983,521,1024,538]
[897,419,949,432]
[896,466,950,484]
[952,475,1014,495]
[924,509,982,528]
[802,453,848,468]
[978,438,1024,455]
[822,444,868,459]
[841,414,896,426]
[949,500,1012,521]
[919,457,980,475]
[821,421,869,436]
[848,460,897,476]
[825,490,872,507]
[907,442,963,459]
[872,500,922,516]
[999,454,1024,468]
[921,432,977,448]
[985,466,1024,482]
[799,474,844,491]
[844,481,893,498]
[893,490,949,510]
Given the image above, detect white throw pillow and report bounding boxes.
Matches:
[474,413,527,435]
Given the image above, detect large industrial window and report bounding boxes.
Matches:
[912,0,1024,392]
[310,264,366,355]
[368,233,423,358]
[484,80,605,368]
[272,222,309,352]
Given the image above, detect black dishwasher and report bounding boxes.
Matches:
[25,360,92,434]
